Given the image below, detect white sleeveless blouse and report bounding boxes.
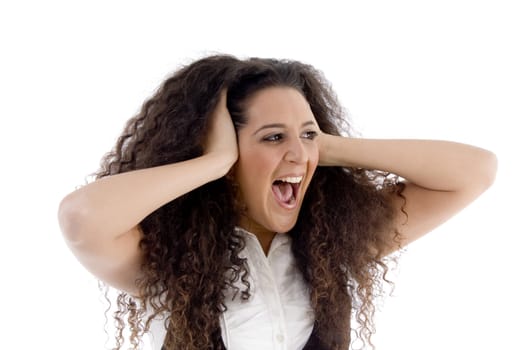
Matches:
[148,227,314,350]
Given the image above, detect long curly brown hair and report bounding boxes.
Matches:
[93,54,405,350]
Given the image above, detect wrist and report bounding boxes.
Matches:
[318,134,342,166]
[318,134,360,167]
[201,152,237,178]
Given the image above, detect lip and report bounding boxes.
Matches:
[272,173,305,182]
[271,173,305,210]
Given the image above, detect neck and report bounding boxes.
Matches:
[238,217,276,255]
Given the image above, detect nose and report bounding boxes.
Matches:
[284,137,308,164]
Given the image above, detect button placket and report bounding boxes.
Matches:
[267,246,290,349]
[234,228,295,349]
[251,236,289,349]
[276,333,285,343]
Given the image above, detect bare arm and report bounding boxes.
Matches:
[318,136,498,251]
[58,90,237,294]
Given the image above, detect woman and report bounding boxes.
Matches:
[58,54,497,350]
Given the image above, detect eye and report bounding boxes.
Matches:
[263,133,284,142]
[301,130,318,140]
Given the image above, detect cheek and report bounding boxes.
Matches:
[313,147,320,164]
[308,144,320,167]
[237,147,275,190]
[244,154,275,183]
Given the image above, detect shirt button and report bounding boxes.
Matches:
[276,334,284,343]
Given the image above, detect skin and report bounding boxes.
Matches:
[58,85,497,295]
[234,87,321,253]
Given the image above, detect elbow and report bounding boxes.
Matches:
[468,150,498,195]
[57,193,91,247]
[481,150,498,190]
[457,149,498,196]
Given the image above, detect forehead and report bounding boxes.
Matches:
[243,86,316,126]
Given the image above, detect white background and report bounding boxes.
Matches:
[1,1,524,349]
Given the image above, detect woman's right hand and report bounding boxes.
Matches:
[203,89,239,170]
[59,89,240,294]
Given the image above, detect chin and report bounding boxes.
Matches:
[269,218,298,234]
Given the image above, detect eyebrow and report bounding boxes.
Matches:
[252,121,316,136]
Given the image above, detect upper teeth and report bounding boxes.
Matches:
[278,176,303,183]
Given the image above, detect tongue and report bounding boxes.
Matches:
[272,182,294,203]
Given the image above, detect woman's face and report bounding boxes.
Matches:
[234,86,320,236]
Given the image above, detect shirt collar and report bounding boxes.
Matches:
[235,226,291,254]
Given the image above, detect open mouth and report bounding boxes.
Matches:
[271,176,302,208]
